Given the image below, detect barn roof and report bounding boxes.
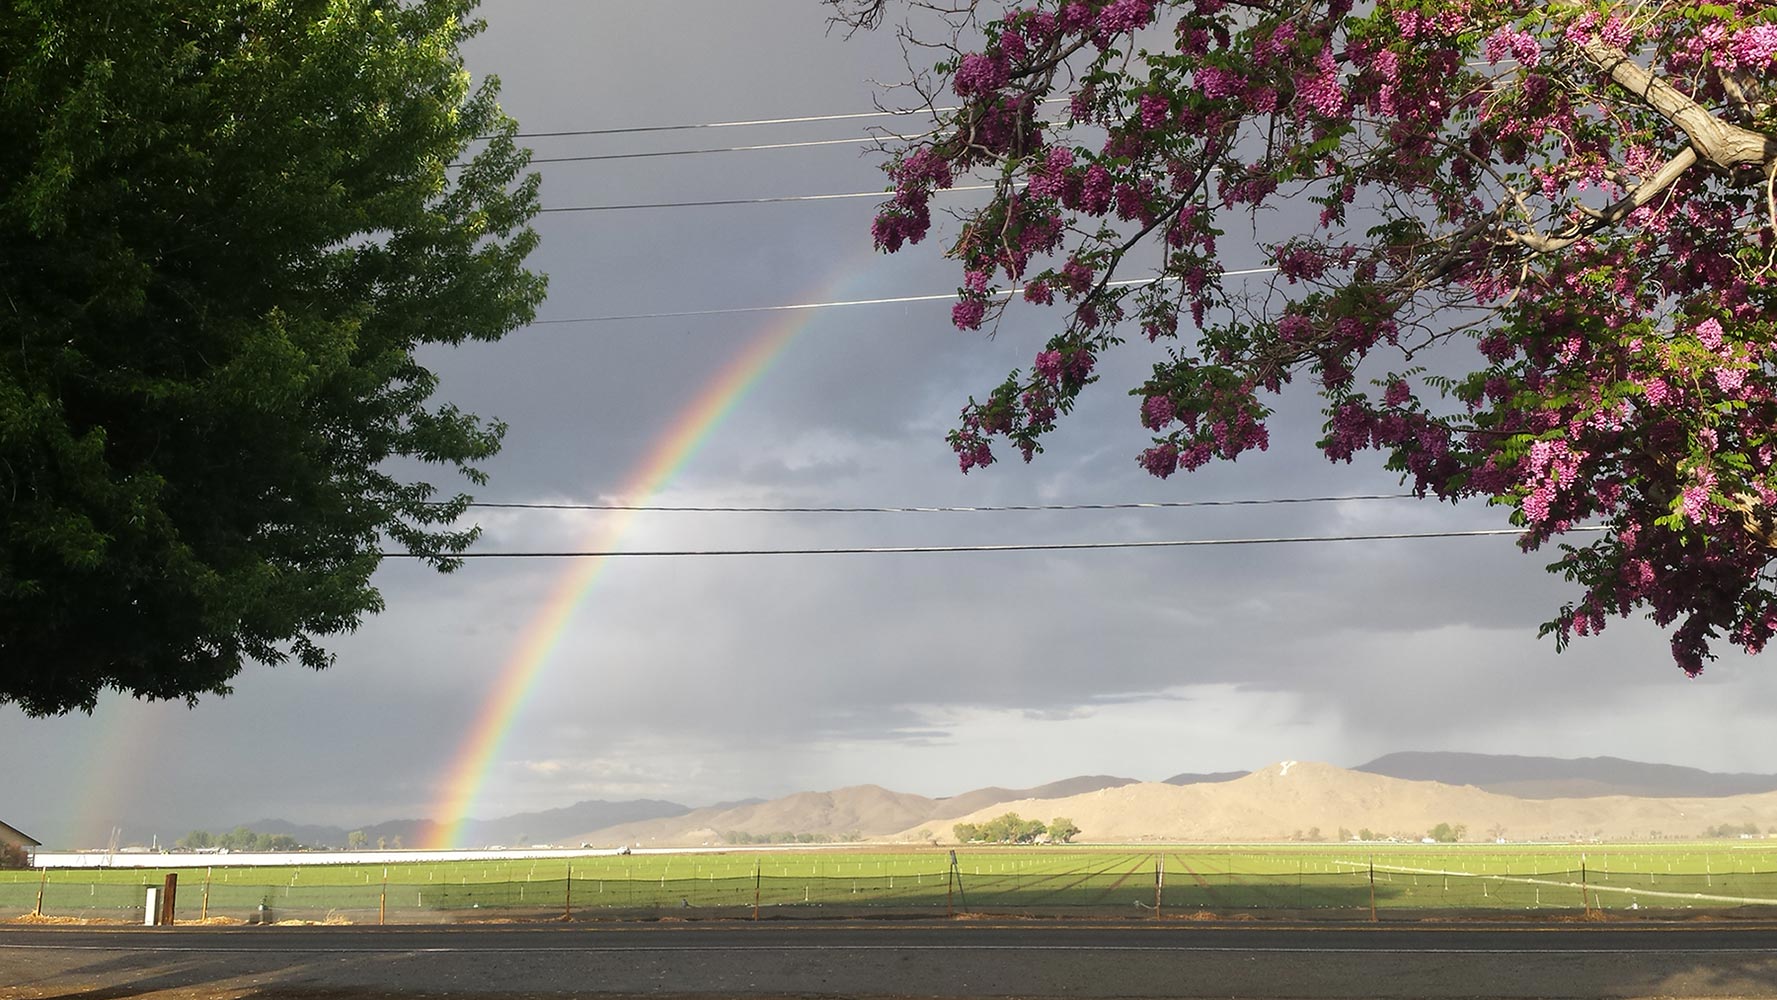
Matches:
[0,820,41,847]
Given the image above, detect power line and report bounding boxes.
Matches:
[386,526,1600,559]
[538,184,995,214]
[463,493,1415,513]
[503,99,1070,139]
[528,267,1281,325]
[523,135,882,164]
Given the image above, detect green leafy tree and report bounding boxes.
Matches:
[177,830,214,850]
[346,830,369,850]
[976,812,1047,844]
[1047,817,1080,843]
[1427,822,1467,843]
[1,0,545,715]
[216,826,258,851]
[953,822,981,843]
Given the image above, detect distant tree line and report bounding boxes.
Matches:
[176,827,304,852]
[1702,822,1768,838]
[954,814,1078,844]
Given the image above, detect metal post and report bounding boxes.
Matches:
[753,861,761,921]
[564,863,572,921]
[946,859,954,918]
[380,868,387,926]
[1581,858,1590,914]
[1369,858,1377,923]
[34,868,45,917]
[1154,854,1163,918]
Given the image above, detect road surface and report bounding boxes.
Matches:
[4,920,1777,998]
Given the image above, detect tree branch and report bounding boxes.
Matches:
[1573,38,1777,176]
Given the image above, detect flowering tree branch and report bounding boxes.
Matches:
[852,0,1777,674]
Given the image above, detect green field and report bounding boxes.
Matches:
[7,843,1777,922]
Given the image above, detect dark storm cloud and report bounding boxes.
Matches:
[5,0,1773,848]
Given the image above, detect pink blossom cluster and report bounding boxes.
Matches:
[879,0,1777,674]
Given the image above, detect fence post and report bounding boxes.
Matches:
[1154,853,1163,918]
[34,868,45,917]
[202,868,211,922]
[1368,858,1377,923]
[948,850,967,915]
[160,874,178,926]
[564,863,572,921]
[946,859,954,918]
[380,868,387,926]
[753,860,761,921]
[1580,858,1590,914]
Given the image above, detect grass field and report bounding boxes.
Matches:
[7,842,1777,921]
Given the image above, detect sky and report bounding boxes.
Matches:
[6,0,1777,849]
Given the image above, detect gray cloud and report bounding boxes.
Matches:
[4,0,1771,849]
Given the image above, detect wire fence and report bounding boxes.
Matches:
[8,860,1777,924]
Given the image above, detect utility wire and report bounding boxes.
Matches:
[502,99,1070,139]
[522,135,884,164]
[538,185,994,214]
[463,493,1415,513]
[529,267,1281,325]
[386,526,1601,559]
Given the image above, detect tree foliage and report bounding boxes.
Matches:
[178,826,304,852]
[955,811,1050,842]
[0,0,545,714]
[1427,821,1467,843]
[1047,816,1081,842]
[839,0,1777,673]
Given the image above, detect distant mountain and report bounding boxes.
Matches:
[1355,752,1777,799]
[460,799,690,847]
[574,776,1139,847]
[928,775,1139,820]
[1162,770,1249,786]
[896,761,1777,843]
[244,799,690,849]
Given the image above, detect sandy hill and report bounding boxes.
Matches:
[573,776,1135,847]
[927,776,1139,821]
[894,761,1777,843]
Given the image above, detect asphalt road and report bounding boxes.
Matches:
[4,920,1777,999]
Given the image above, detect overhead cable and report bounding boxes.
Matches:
[464,493,1415,513]
[529,267,1281,325]
[522,135,883,164]
[538,185,993,214]
[385,526,1600,559]
[502,98,1070,139]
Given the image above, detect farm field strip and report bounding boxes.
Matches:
[8,844,1777,891]
[1335,859,1777,907]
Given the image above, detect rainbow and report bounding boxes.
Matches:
[421,302,826,849]
[66,700,152,849]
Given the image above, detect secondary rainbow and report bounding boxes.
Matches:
[422,311,814,849]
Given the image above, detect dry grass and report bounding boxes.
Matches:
[6,913,125,925]
[1176,909,1221,921]
[272,911,353,926]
